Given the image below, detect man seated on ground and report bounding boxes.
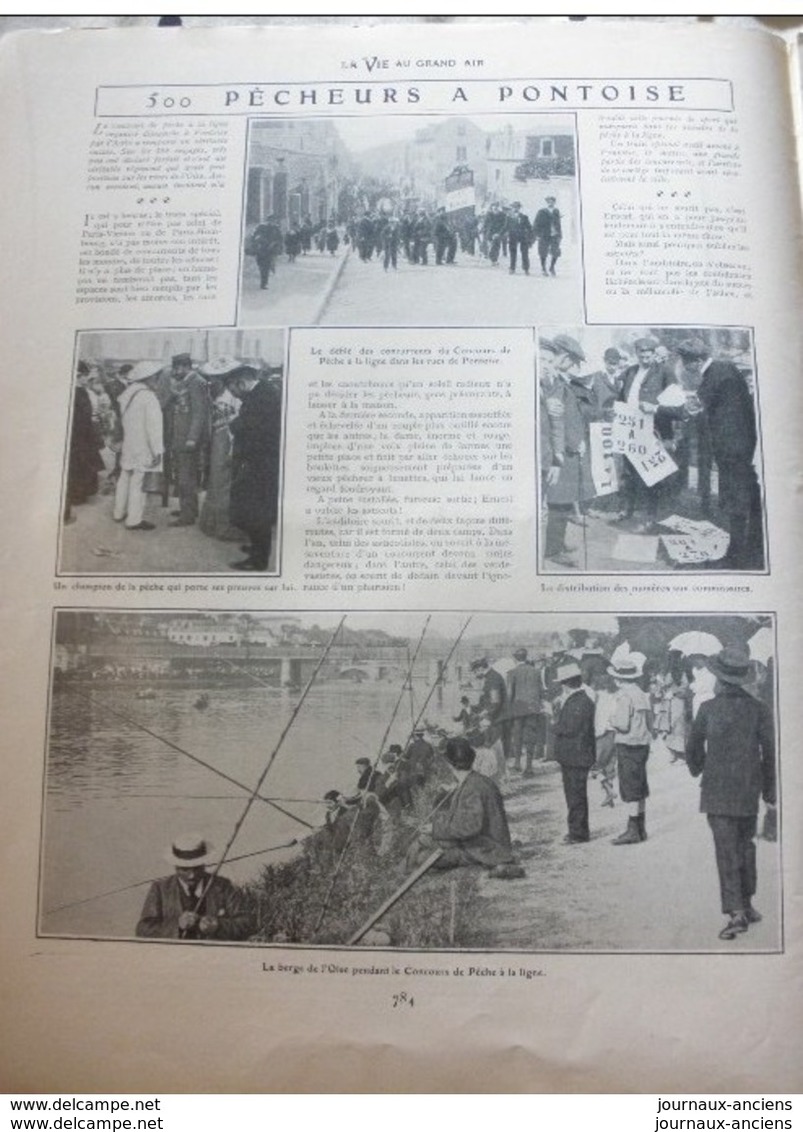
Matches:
[407,737,524,879]
[136,833,252,941]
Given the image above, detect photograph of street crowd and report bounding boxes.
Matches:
[538,326,766,573]
[238,114,580,327]
[41,610,778,952]
[60,329,285,575]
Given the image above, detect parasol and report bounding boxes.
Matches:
[668,631,722,657]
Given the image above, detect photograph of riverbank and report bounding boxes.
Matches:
[40,609,780,952]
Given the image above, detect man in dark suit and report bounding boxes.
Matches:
[136,833,252,941]
[676,338,764,569]
[687,647,776,941]
[506,201,533,275]
[533,194,562,276]
[218,361,282,571]
[250,215,282,290]
[551,662,596,843]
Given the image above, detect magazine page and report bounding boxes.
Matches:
[0,20,801,1092]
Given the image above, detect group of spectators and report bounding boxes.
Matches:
[66,353,282,571]
[539,332,764,570]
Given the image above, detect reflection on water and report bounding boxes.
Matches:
[41,679,454,940]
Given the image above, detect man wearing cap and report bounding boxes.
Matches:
[136,834,252,941]
[112,360,164,532]
[552,662,596,843]
[470,657,510,764]
[408,738,524,878]
[676,338,764,569]
[168,353,210,528]
[686,647,775,941]
[506,201,533,275]
[533,194,562,276]
[616,337,679,533]
[405,728,435,791]
[608,653,653,844]
[539,336,596,567]
[217,360,282,571]
[506,647,545,775]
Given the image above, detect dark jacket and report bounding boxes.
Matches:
[533,206,562,241]
[696,360,757,463]
[552,688,596,769]
[432,770,514,866]
[686,684,775,815]
[229,379,282,530]
[136,874,252,940]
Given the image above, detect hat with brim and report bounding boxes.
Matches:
[199,355,256,381]
[676,337,709,361]
[126,359,164,385]
[604,347,625,364]
[556,661,582,683]
[608,660,643,680]
[470,658,488,672]
[165,834,217,868]
[707,648,752,685]
[545,196,557,203]
[551,334,586,365]
[634,337,659,352]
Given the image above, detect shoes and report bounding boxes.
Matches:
[612,817,642,845]
[229,559,266,571]
[744,905,763,924]
[126,521,155,531]
[488,862,526,879]
[563,834,589,844]
[169,519,195,527]
[548,549,577,568]
[718,914,748,940]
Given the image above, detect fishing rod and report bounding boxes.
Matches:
[193,616,347,917]
[316,616,474,943]
[102,792,328,805]
[311,614,432,939]
[43,838,300,917]
[67,689,315,831]
[216,655,377,757]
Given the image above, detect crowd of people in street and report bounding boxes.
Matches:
[65,353,283,572]
[244,193,565,286]
[539,331,764,571]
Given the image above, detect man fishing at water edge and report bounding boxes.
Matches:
[136,833,253,941]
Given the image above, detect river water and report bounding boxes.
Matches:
[41,677,455,940]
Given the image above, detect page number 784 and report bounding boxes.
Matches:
[392,992,415,1008]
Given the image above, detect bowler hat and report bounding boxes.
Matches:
[634,336,659,352]
[172,353,192,368]
[708,647,752,685]
[676,337,710,361]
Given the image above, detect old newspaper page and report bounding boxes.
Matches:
[0,19,801,1092]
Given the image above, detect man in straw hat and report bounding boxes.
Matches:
[136,833,252,941]
[112,359,164,532]
[686,647,776,941]
[552,661,596,843]
[608,652,652,845]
